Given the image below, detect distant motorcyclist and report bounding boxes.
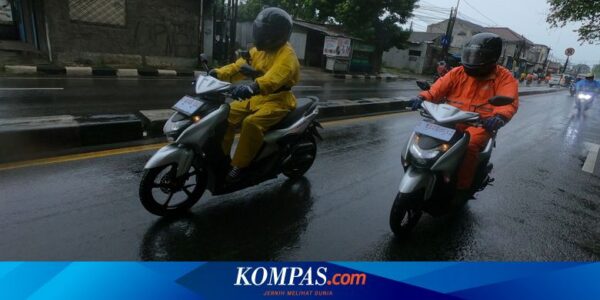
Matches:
[437,61,450,77]
[575,73,600,94]
[211,7,299,183]
[574,73,600,111]
[408,33,519,205]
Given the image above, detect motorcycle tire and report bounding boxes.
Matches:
[389,192,423,238]
[139,164,207,217]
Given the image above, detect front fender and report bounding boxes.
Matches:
[144,144,194,177]
[398,167,435,199]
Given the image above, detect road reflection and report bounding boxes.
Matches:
[139,178,313,261]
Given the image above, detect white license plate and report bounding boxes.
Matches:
[173,96,203,116]
[414,121,456,142]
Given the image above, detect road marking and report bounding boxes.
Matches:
[0,143,167,172]
[0,87,64,91]
[293,86,322,90]
[0,112,407,172]
[582,142,600,174]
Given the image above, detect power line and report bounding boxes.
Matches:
[461,0,498,26]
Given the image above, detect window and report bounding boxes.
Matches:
[0,0,14,25]
[69,0,126,26]
[409,50,422,57]
[457,31,466,36]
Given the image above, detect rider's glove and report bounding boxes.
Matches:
[483,115,507,132]
[407,96,424,111]
[207,69,219,78]
[231,82,260,101]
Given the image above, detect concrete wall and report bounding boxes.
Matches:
[382,43,429,74]
[43,0,201,68]
[235,21,307,61]
[427,20,482,53]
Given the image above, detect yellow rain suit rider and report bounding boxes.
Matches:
[213,8,299,174]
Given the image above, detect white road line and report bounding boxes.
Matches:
[292,86,322,90]
[0,87,64,91]
[582,142,600,174]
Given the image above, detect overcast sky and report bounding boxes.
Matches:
[407,0,600,66]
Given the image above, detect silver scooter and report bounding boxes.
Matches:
[389,81,514,237]
[139,62,322,217]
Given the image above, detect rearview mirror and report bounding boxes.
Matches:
[488,96,514,106]
[199,53,209,64]
[416,80,431,91]
[236,49,251,61]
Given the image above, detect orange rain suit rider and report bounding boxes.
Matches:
[419,65,519,190]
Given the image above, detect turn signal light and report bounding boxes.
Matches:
[192,116,202,123]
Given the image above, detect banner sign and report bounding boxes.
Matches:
[2,262,600,299]
[323,36,352,57]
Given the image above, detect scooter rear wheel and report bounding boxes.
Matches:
[282,135,317,179]
[139,164,207,217]
[389,192,423,238]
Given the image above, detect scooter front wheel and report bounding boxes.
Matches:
[139,164,207,217]
[389,192,423,238]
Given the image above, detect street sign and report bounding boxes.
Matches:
[441,35,451,47]
[565,48,575,56]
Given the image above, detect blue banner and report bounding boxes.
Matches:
[1,262,599,300]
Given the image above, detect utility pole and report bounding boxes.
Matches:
[441,0,460,61]
[199,0,204,54]
[562,56,569,74]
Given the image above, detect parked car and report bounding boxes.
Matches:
[548,74,562,87]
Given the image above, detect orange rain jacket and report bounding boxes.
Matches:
[419,65,519,121]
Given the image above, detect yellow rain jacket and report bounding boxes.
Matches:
[216,42,300,168]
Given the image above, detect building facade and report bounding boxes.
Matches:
[1,0,207,68]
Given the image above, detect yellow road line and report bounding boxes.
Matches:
[0,143,166,171]
[0,112,406,172]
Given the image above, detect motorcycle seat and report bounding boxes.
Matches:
[269,96,319,130]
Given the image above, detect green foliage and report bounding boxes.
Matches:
[593,64,600,77]
[237,0,417,71]
[237,0,324,22]
[547,0,600,43]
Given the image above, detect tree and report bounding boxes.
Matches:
[546,0,600,43]
[331,0,417,72]
[237,0,417,72]
[593,64,600,77]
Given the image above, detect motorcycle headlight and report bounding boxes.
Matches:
[578,94,592,100]
[164,119,191,140]
[410,143,440,160]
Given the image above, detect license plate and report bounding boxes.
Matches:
[414,121,456,142]
[173,96,203,116]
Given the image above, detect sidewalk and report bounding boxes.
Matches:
[0,87,564,163]
[2,64,406,82]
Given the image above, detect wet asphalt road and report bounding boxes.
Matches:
[0,76,421,118]
[0,91,599,261]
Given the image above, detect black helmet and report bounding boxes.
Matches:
[461,32,502,77]
[253,7,293,51]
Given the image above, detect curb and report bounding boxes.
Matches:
[0,88,564,163]
[333,73,403,81]
[3,65,204,78]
